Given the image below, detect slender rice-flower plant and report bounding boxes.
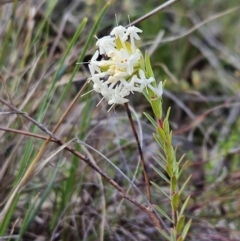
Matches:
[89,24,192,241]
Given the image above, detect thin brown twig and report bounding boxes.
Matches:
[0,126,54,141]
[0,97,63,144]
[124,103,152,205]
[127,0,180,26]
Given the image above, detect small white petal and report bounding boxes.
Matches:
[138,69,145,79]
[127,51,141,74]
[121,75,138,93]
[101,84,113,98]
[91,50,99,61]
[110,25,127,40]
[89,62,101,73]
[88,64,95,76]
[126,26,142,40]
[137,70,154,86]
[96,36,115,55]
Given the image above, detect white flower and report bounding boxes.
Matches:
[89,64,107,79]
[120,76,136,93]
[96,36,115,55]
[89,61,101,74]
[118,86,130,100]
[130,75,146,92]
[110,25,127,42]
[91,49,99,61]
[100,82,113,97]
[88,24,161,108]
[120,75,141,93]
[124,26,142,50]
[108,84,129,105]
[138,69,155,86]
[93,79,104,93]
[148,82,163,97]
[138,68,162,97]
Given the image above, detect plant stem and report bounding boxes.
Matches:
[124,103,152,205]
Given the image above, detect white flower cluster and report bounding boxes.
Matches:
[88,25,163,109]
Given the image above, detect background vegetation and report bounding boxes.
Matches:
[0,0,240,240]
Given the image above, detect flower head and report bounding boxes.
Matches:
[88,24,162,110]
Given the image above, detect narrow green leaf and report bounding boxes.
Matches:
[178,160,189,178]
[172,155,178,174]
[157,127,167,142]
[163,118,170,135]
[153,134,165,149]
[157,228,171,241]
[170,228,177,241]
[151,99,162,120]
[166,163,173,178]
[32,0,58,44]
[17,194,40,240]
[18,162,60,239]
[179,195,191,217]
[0,195,19,235]
[171,176,177,192]
[156,150,167,163]
[172,192,180,210]
[168,131,173,144]
[150,181,170,199]
[176,215,185,233]
[152,156,167,171]
[153,204,172,222]
[152,165,170,183]
[145,51,154,79]
[165,107,171,121]
[177,154,186,166]
[182,219,192,240]
[143,112,157,128]
[179,175,192,195]
[165,145,174,165]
